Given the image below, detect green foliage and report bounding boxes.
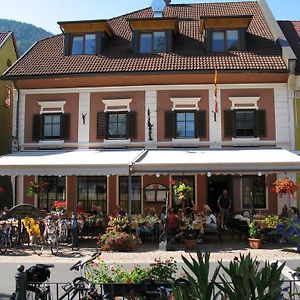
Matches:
[172,252,220,300]
[149,257,177,284]
[249,220,261,239]
[0,19,52,55]
[263,215,280,229]
[216,253,285,300]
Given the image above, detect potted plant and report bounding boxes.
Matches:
[272,177,298,198]
[26,181,40,197]
[171,178,192,204]
[184,222,198,250]
[248,220,262,249]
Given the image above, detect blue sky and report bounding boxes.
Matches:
[1,0,299,34]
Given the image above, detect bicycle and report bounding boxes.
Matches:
[10,252,105,300]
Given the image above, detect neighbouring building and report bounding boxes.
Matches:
[1,0,300,216]
[0,32,18,209]
[278,20,300,208]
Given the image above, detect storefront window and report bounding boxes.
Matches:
[119,176,141,214]
[242,175,266,209]
[145,184,168,203]
[78,176,107,213]
[38,176,65,211]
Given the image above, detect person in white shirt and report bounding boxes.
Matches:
[203,204,217,232]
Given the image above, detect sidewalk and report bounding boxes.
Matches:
[0,239,299,264]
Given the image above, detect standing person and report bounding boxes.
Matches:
[217,189,231,230]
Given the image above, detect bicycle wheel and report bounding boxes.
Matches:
[31,236,45,256]
[26,285,48,300]
[58,221,68,243]
[0,233,8,254]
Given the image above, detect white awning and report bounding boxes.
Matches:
[133,148,300,174]
[0,149,144,176]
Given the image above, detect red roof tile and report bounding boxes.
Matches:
[278,21,300,74]
[0,32,11,47]
[4,2,287,78]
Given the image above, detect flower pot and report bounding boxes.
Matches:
[184,239,197,250]
[248,238,262,249]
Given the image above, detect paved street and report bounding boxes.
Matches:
[0,240,300,299]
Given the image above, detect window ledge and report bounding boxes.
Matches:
[232,137,260,146]
[172,138,200,146]
[104,139,131,147]
[39,140,64,149]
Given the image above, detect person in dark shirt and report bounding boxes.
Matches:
[217,189,231,230]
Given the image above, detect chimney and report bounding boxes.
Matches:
[165,0,171,5]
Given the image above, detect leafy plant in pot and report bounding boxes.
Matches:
[248,220,262,249]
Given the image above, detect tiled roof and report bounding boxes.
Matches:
[278,21,300,75]
[4,1,287,78]
[0,32,11,47]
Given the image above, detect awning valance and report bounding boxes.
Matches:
[133,148,300,174]
[0,149,144,176]
[0,148,300,176]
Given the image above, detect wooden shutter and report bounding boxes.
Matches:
[32,114,42,141]
[97,112,107,139]
[127,111,137,139]
[61,113,71,140]
[196,110,206,138]
[224,110,235,137]
[255,110,266,137]
[165,111,175,138]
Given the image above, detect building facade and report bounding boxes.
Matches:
[0,32,18,208]
[1,0,299,215]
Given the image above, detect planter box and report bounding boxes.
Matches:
[184,239,197,250]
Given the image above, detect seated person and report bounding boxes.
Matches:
[203,205,217,232]
[136,221,153,238]
[166,209,179,241]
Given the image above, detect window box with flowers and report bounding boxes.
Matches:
[272,178,298,198]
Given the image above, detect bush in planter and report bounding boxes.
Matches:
[98,230,138,252]
[216,253,285,299]
[148,257,177,284]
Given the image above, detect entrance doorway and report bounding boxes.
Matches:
[207,175,231,214]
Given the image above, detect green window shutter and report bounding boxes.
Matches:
[127,111,137,139]
[224,110,235,137]
[97,112,107,139]
[61,113,71,140]
[255,110,266,137]
[165,111,175,138]
[196,110,207,138]
[32,114,42,141]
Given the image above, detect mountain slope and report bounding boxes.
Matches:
[0,19,53,55]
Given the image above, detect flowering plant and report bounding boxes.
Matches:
[171,178,192,201]
[106,216,130,233]
[98,231,138,251]
[272,178,297,198]
[27,181,40,197]
[53,200,67,214]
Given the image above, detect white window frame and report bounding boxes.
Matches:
[170,97,201,111]
[102,99,132,112]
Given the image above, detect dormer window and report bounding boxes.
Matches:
[212,30,239,52]
[71,33,96,55]
[58,19,113,56]
[201,15,253,53]
[129,18,178,54]
[140,31,166,54]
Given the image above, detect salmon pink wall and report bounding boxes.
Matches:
[90,91,145,143]
[221,89,275,141]
[24,93,79,143]
[157,90,209,142]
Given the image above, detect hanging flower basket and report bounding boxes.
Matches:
[272,178,298,198]
[27,181,40,197]
[171,178,192,202]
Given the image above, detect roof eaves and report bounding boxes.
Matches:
[0,31,12,48]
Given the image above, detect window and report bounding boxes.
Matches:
[212,30,239,52]
[38,176,65,211]
[71,33,96,55]
[119,176,141,214]
[176,112,196,138]
[96,111,137,140]
[242,176,266,209]
[235,110,255,137]
[172,176,195,208]
[43,113,61,139]
[140,32,166,54]
[145,184,168,202]
[78,176,107,213]
[108,113,127,139]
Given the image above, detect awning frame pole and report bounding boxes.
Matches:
[128,165,133,228]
